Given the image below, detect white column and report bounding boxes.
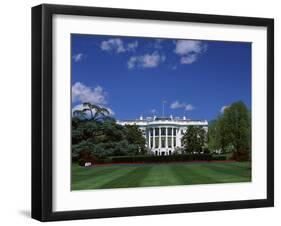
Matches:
[175,128,177,147]
[172,127,174,148]
[159,127,161,149]
[177,128,181,147]
[153,128,155,148]
[148,128,151,149]
[165,127,168,149]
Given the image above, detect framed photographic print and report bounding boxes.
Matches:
[32,4,274,221]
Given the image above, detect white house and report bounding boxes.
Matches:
[117,116,208,156]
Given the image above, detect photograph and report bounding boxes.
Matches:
[30,3,274,221]
[71,34,252,190]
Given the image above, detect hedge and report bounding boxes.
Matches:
[78,154,227,165]
[105,154,215,163]
[212,155,227,161]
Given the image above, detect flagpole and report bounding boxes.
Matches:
[162,100,166,117]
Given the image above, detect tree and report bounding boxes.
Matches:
[73,102,110,121]
[73,109,87,120]
[220,101,251,152]
[71,111,148,161]
[72,140,95,161]
[181,126,207,153]
[207,119,221,152]
[207,101,251,160]
[124,125,146,154]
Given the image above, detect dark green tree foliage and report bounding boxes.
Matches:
[124,125,147,154]
[76,102,110,121]
[72,103,147,161]
[181,126,207,153]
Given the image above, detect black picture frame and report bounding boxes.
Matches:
[32,3,274,222]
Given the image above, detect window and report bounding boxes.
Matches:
[168,128,172,136]
[155,137,159,148]
[168,137,172,148]
[150,137,153,148]
[161,137,165,148]
[161,128,166,136]
[173,137,176,147]
[173,128,177,136]
[155,128,159,136]
[150,128,153,136]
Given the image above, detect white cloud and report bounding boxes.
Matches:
[150,109,157,114]
[220,105,229,114]
[100,38,138,53]
[170,101,195,111]
[180,55,197,64]
[170,101,184,109]
[184,104,194,111]
[154,39,164,49]
[72,53,84,62]
[175,40,203,55]
[174,40,207,64]
[127,41,138,51]
[127,52,165,69]
[72,82,107,105]
[101,38,125,53]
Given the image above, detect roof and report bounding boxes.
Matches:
[154,117,172,121]
[117,116,208,126]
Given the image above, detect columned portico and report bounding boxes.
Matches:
[147,126,182,155]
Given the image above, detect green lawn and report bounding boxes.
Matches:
[71,162,251,190]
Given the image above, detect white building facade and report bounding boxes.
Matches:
[117,116,208,156]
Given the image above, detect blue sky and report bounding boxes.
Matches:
[71,34,251,121]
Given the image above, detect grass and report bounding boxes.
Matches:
[71,161,251,190]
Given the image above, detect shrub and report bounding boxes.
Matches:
[78,158,86,166]
[231,150,250,161]
[107,154,213,163]
[77,150,101,166]
[202,148,211,154]
[77,152,230,165]
[212,155,227,161]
